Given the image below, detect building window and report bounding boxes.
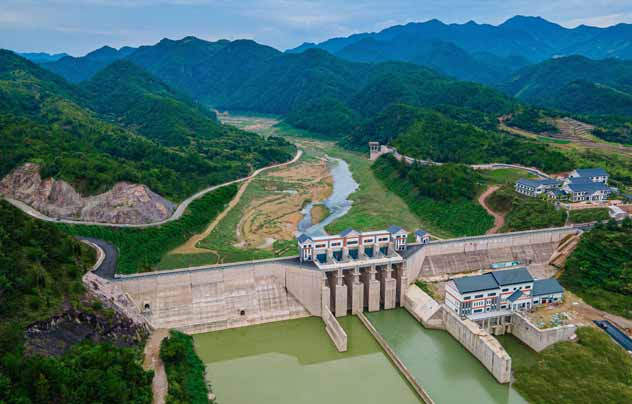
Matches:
[502,288,509,292]
[488,292,497,297]
[347,240,358,246]
[524,285,531,289]
[315,243,326,248]
[474,309,483,313]
[474,294,484,299]
[464,296,471,300]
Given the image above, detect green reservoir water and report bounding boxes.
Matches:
[194,316,421,404]
[366,309,526,404]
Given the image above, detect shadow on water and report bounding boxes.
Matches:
[193,316,420,404]
[297,157,358,237]
[366,308,526,404]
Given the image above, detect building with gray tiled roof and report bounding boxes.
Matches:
[445,267,563,319]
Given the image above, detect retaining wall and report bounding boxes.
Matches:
[442,308,512,384]
[403,286,444,329]
[511,313,577,352]
[357,312,435,404]
[322,307,347,352]
[405,227,578,281]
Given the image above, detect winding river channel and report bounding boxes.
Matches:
[297,157,358,236]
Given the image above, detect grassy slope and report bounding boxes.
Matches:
[560,222,632,319]
[59,185,237,274]
[498,329,632,404]
[568,208,610,224]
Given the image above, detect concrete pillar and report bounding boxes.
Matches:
[342,247,349,260]
[395,263,408,306]
[333,269,348,317]
[326,248,333,262]
[321,273,331,314]
[358,244,365,257]
[380,264,397,310]
[362,266,380,312]
[345,267,364,315]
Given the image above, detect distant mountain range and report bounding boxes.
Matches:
[289,16,632,62]
[18,52,69,63]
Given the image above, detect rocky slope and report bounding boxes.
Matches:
[0,163,175,224]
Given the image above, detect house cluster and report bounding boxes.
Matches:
[445,267,563,319]
[515,168,613,202]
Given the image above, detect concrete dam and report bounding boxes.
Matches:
[114,227,577,335]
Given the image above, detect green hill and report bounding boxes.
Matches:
[40,45,135,83]
[0,50,294,200]
[81,60,226,147]
[346,104,572,172]
[500,56,632,115]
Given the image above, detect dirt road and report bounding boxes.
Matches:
[172,150,304,254]
[479,186,505,234]
[143,329,170,404]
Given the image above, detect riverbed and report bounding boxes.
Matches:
[366,309,526,404]
[297,157,358,236]
[194,316,420,404]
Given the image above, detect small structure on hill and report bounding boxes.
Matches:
[414,229,430,244]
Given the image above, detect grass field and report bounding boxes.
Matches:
[479,168,537,185]
[498,328,632,403]
[568,208,610,224]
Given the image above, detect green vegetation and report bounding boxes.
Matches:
[499,328,632,403]
[479,168,536,185]
[0,200,153,403]
[592,127,632,146]
[505,108,559,134]
[60,185,237,274]
[160,330,213,404]
[371,155,493,237]
[500,55,632,116]
[1,50,294,201]
[503,196,565,232]
[346,104,573,173]
[486,185,566,232]
[561,221,632,319]
[568,208,610,224]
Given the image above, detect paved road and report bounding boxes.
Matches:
[78,237,118,279]
[5,149,302,229]
[387,147,550,179]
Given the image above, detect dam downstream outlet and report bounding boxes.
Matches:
[297,157,358,237]
[366,309,526,404]
[193,316,421,404]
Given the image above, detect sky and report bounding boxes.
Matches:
[2,0,632,56]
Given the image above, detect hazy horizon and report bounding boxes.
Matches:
[2,1,632,56]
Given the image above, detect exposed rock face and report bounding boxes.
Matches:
[24,299,149,357]
[0,163,175,224]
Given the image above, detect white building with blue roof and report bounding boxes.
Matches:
[515,167,613,202]
[445,267,563,319]
[569,168,609,184]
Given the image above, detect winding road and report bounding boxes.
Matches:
[478,186,505,234]
[4,149,302,228]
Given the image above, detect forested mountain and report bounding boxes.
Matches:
[499,56,632,116]
[41,45,136,83]
[38,37,515,137]
[81,60,226,147]
[346,104,572,172]
[289,16,632,63]
[0,50,294,200]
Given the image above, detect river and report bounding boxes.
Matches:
[194,316,420,404]
[366,309,526,404]
[297,157,358,237]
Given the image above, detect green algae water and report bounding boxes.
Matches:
[194,316,421,404]
[366,309,526,404]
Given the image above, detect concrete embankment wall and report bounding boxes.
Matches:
[442,308,512,384]
[405,227,579,281]
[402,286,444,329]
[115,258,311,334]
[357,312,435,404]
[511,313,577,352]
[322,307,347,352]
